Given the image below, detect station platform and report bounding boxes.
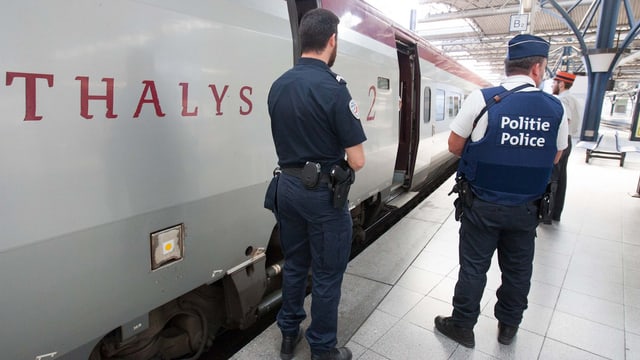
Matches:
[232,137,640,360]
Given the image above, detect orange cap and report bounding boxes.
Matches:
[554,71,576,84]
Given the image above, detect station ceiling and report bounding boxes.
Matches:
[413,0,640,92]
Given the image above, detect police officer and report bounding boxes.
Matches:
[550,71,582,222]
[267,8,366,360]
[434,34,568,347]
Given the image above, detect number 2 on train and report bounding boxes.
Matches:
[367,85,376,121]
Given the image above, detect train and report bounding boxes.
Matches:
[0,0,490,359]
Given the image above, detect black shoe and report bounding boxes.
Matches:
[434,316,475,348]
[280,328,303,360]
[498,322,518,345]
[310,347,352,360]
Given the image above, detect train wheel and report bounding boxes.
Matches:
[88,286,224,360]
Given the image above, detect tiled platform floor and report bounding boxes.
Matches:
[233,133,640,360]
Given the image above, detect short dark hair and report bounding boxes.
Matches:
[504,56,546,76]
[299,9,340,54]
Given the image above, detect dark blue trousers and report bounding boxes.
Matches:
[452,197,538,329]
[275,173,352,354]
[551,135,572,220]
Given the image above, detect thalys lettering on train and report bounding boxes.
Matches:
[5,71,255,120]
[0,0,490,359]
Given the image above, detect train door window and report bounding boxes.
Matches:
[423,87,431,123]
[447,92,461,118]
[435,89,445,121]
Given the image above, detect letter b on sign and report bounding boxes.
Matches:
[510,14,529,32]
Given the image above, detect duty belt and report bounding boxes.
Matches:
[281,167,331,184]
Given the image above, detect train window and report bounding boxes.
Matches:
[448,93,461,118]
[435,89,445,121]
[377,77,390,90]
[423,87,431,123]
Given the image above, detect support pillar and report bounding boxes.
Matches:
[580,0,621,141]
[631,87,640,141]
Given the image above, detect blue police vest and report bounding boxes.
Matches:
[458,86,563,205]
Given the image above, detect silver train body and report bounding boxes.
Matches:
[0,0,490,359]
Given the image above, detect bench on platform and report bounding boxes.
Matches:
[576,131,638,167]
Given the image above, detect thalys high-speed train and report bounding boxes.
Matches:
[0,1,490,359]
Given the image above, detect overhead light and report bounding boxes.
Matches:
[585,48,617,72]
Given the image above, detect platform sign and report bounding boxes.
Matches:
[510,14,529,32]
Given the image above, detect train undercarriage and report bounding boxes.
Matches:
[87,158,456,360]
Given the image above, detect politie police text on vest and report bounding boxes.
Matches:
[500,115,551,147]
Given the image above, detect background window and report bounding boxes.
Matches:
[447,93,461,118]
[435,89,445,121]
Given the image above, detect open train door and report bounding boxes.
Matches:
[393,35,421,191]
[286,0,320,62]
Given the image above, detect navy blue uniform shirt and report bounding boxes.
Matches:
[268,57,367,172]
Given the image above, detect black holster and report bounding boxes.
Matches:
[264,167,281,214]
[537,181,556,223]
[330,161,355,208]
[449,176,473,221]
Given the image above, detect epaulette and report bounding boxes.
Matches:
[327,69,347,84]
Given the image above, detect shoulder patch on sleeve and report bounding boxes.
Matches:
[349,99,360,120]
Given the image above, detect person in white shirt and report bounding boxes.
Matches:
[550,71,582,222]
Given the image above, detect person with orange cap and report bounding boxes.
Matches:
[550,71,582,222]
